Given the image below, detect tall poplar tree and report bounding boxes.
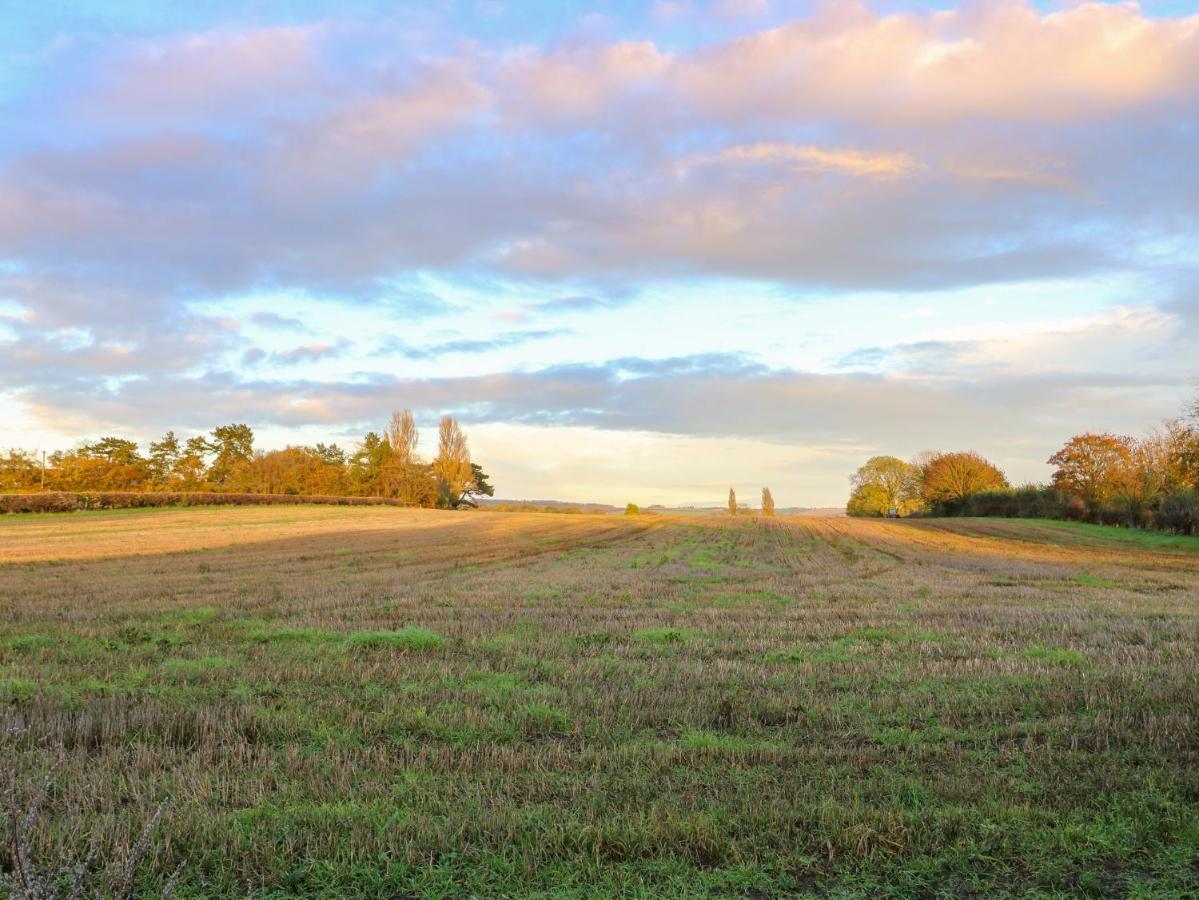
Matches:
[434,415,473,508]
[386,409,418,464]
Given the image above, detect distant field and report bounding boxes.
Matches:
[2,508,1197,897]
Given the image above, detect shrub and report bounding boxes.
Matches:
[0,491,417,514]
[933,486,1071,519]
[931,482,1199,536]
[1152,489,1199,535]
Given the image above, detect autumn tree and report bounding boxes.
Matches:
[231,446,348,495]
[728,488,737,516]
[386,409,418,464]
[1129,422,1193,497]
[350,432,390,495]
[312,443,346,466]
[176,436,212,489]
[920,451,1008,505]
[147,432,182,487]
[847,456,921,517]
[47,438,150,490]
[0,450,41,492]
[761,487,775,516]
[206,424,254,486]
[380,409,432,503]
[80,437,143,465]
[1172,408,1199,489]
[1048,433,1135,511]
[434,415,473,509]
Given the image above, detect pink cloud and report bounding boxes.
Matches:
[498,40,670,123]
[88,25,331,119]
[678,142,924,179]
[671,1,1199,123]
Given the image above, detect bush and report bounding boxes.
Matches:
[0,491,417,514]
[1152,489,1199,535]
[932,486,1071,519]
[930,483,1198,536]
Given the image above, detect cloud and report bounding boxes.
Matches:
[712,0,769,20]
[530,295,613,314]
[374,328,570,360]
[5,2,1198,313]
[497,39,669,124]
[86,25,329,122]
[249,312,309,332]
[679,142,924,179]
[671,2,1199,123]
[272,340,353,365]
[836,306,1185,378]
[240,340,353,367]
[13,352,1188,467]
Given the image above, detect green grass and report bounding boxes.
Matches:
[343,627,446,651]
[1,507,1196,897]
[987,517,1199,553]
[632,626,699,645]
[1071,573,1121,589]
[1020,645,1088,666]
[245,624,338,644]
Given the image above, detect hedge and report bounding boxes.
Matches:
[0,492,418,514]
[929,486,1198,536]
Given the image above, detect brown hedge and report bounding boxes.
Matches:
[0,492,417,514]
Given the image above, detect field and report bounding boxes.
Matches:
[2,507,1198,898]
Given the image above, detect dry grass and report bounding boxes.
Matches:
[1,507,1197,897]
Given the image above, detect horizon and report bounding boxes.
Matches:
[3,0,1197,506]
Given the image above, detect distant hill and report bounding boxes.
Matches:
[477,498,618,513]
[480,499,844,517]
[647,505,845,517]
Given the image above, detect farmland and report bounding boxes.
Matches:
[2,506,1198,897]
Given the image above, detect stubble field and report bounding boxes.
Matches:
[1,505,1197,897]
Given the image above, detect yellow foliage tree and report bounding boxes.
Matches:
[434,415,474,509]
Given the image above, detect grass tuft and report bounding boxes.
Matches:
[344,627,446,651]
[632,627,698,645]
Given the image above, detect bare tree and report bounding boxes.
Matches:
[385,409,419,465]
[761,487,775,516]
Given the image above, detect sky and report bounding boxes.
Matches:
[1,0,1197,506]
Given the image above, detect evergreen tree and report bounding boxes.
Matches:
[148,432,181,486]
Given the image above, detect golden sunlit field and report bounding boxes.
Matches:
[2,506,1198,897]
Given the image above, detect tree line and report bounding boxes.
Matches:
[847,392,1199,534]
[0,410,495,509]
